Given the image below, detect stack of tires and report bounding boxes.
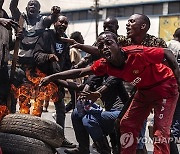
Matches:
[0,113,64,154]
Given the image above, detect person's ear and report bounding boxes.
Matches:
[141,23,146,30]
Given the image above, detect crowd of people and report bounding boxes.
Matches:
[0,0,180,154]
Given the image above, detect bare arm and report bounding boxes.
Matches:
[60,37,100,56]
[43,6,61,28]
[164,49,180,88]
[39,66,93,87]
[56,79,84,91]
[0,18,19,30]
[9,0,21,21]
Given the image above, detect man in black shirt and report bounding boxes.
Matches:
[34,15,75,148]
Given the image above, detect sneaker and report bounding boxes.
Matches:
[61,138,76,148]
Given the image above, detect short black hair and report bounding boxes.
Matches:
[70,31,82,41]
[135,13,151,30]
[98,31,118,43]
[173,28,180,38]
[105,16,118,25]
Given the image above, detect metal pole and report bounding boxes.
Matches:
[95,0,99,39]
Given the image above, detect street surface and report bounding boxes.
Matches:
[40,102,180,154]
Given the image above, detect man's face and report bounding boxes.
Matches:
[126,14,143,38]
[103,18,118,34]
[54,16,68,36]
[97,33,122,67]
[26,0,40,18]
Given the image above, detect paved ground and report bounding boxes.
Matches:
[40,102,180,154]
[41,102,154,154]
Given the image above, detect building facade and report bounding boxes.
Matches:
[3,0,180,44]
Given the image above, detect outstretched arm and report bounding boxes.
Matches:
[60,37,100,56]
[56,79,84,91]
[164,48,180,88]
[39,66,93,87]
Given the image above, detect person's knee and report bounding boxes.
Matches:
[82,115,97,128]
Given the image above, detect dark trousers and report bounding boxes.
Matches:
[0,65,9,105]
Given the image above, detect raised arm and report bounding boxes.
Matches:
[39,67,93,87]
[9,0,21,22]
[164,48,180,88]
[43,6,61,28]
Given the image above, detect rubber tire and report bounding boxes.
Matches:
[0,132,54,154]
[0,113,64,148]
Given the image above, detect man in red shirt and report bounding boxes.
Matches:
[39,31,180,154]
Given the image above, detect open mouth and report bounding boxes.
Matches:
[103,51,111,60]
[126,27,131,35]
[29,8,36,14]
[59,26,66,31]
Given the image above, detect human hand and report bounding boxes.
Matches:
[15,29,24,40]
[79,91,101,102]
[39,76,51,87]
[60,37,81,48]
[0,18,19,30]
[71,64,79,69]
[48,54,59,62]
[51,6,61,15]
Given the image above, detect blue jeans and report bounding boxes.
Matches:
[171,97,180,138]
[72,106,146,150]
[137,120,147,149]
[71,108,120,149]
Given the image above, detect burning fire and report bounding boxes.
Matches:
[11,68,58,117]
[0,105,9,122]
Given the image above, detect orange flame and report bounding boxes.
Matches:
[0,105,9,122]
[11,68,59,117]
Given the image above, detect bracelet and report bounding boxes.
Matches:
[97,91,102,98]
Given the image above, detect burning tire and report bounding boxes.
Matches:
[0,113,64,148]
[0,132,54,154]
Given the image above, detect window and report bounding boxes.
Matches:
[72,12,79,21]
[79,11,87,20]
[153,4,163,15]
[134,6,143,14]
[107,8,116,17]
[144,5,153,15]
[124,6,134,17]
[169,2,180,14]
